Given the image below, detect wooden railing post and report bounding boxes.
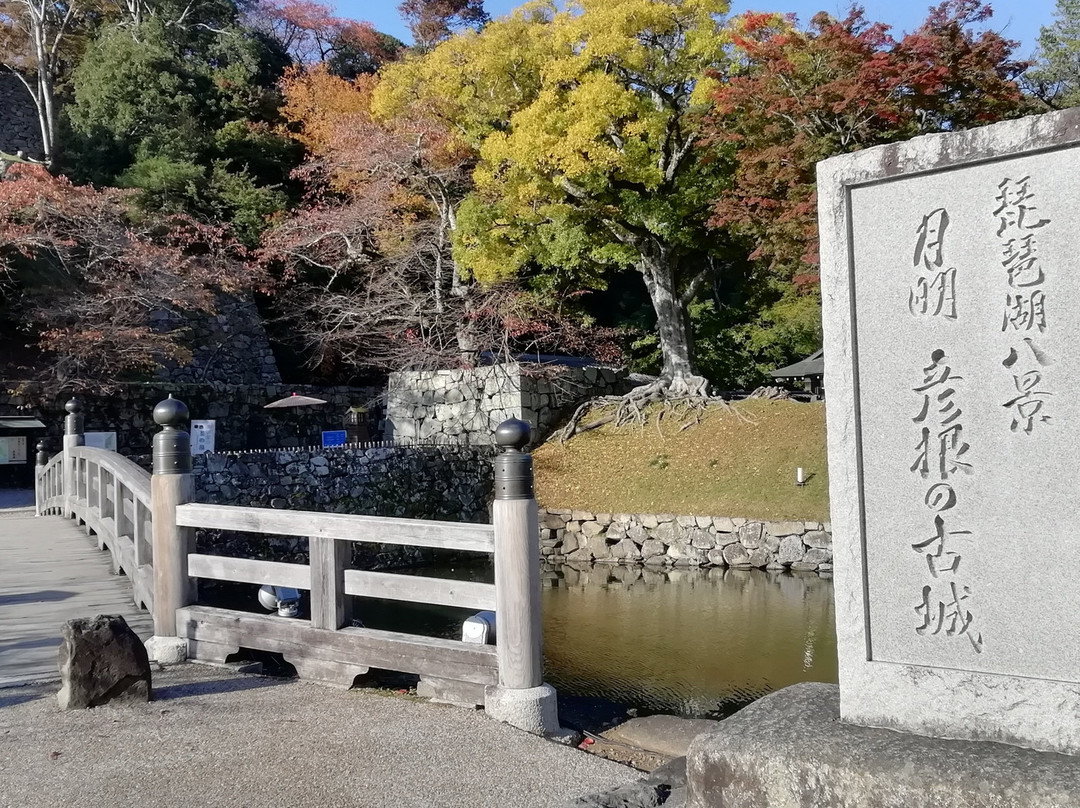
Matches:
[310,536,351,630]
[62,398,84,519]
[146,394,195,665]
[486,419,560,736]
[34,439,49,516]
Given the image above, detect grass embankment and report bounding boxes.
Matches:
[533,399,828,522]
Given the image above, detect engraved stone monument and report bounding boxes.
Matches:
[685,110,1080,807]
[819,108,1080,754]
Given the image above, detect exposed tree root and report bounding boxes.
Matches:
[558,375,750,442]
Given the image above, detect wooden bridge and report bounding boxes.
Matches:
[13,396,557,735]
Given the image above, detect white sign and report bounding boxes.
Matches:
[84,431,117,451]
[0,436,27,465]
[191,420,216,455]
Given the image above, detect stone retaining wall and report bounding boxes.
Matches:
[154,294,281,386]
[191,444,494,569]
[0,74,43,158]
[385,363,628,446]
[539,509,832,572]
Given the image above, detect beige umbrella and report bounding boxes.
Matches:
[264,393,327,409]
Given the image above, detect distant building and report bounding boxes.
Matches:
[769,349,824,398]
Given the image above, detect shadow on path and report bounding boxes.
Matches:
[0,590,75,607]
[154,674,291,701]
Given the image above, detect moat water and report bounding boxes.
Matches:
[342,561,838,719]
[208,560,837,719]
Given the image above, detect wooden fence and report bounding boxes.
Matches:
[35,396,557,734]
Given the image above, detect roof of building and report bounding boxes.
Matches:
[769,349,824,379]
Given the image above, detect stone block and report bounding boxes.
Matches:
[667,542,706,566]
[747,547,769,568]
[712,517,737,532]
[640,539,666,560]
[581,521,606,538]
[686,683,1080,808]
[609,539,642,562]
[57,615,151,709]
[777,535,804,565]
[641,514,660,529]
[690,528,715,550]
[654,522,676,543]
[722,543,750,567]
[803,548,832,566]
[803,530,831,549]
[737,522,764,549]
[764,521,805,537]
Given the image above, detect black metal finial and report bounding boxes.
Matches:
[36,439,50,466]
[495,418,531,452]
[64,398,82,414]
[493,419,533,500]
[152,395,191,475]
[153,394,190,428]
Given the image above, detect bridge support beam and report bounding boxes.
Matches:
[485,419,561,737]
[146,395,195,665]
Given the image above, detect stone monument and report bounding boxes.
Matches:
[819,106,1080,756]
[685,108,1080,806]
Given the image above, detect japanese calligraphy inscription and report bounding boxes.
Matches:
[820,110,1080,754]
[850,149,1080,681]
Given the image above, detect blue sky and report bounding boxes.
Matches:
[339,1,1056,58]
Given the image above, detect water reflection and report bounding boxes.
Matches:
[541,564,837,719]
[203,560,837,719]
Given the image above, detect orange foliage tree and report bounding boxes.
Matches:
[0,164,255,384]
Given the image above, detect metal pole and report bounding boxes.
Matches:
[487,419,560,735]
[62,399,84,519]
[146,394,195,665]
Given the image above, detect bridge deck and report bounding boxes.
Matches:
[0,506,154,688]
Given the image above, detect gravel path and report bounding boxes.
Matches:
[0,663,637,808]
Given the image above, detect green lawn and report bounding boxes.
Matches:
[533,399,829,522]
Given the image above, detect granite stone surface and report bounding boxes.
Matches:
[818,107,1080,753]
[685,683,1080,808]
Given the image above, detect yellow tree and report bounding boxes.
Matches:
[375,0,732,398]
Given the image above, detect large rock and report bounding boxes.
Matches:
[686,683,1080,808]
[57,615,151,709]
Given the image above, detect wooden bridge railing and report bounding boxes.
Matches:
[34,395,558,735]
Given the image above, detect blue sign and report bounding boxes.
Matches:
[322,430,347,447]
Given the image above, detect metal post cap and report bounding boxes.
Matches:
[495,418,531,451]
[64,398,82,414]
[494,418,533,500]
[153,393,190,427]
[153,394,191,475]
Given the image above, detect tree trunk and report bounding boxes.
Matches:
[639,249,709,397]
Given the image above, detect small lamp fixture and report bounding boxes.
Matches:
[796,467,807,487]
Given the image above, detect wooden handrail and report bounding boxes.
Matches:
[70,445,151,508]
[175,503,495,552]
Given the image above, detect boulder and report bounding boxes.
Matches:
[722,543,751,567]
[57,615,151,710]
[777,535,805,565]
